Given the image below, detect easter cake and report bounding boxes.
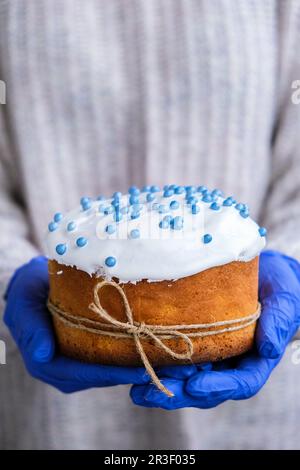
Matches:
[45,185,266,372]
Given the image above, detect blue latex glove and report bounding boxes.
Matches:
[131,250,300,409]
[3,256,150,393]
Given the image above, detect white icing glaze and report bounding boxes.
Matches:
[44,188,266,282]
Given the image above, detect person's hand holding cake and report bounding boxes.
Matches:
[4,185,300,406]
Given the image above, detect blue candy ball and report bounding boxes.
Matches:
[170,200,180,210]
[202,194,213,203]
[170,216,184,230]
[210,202,220,211]
[259,227,267,237]
[235,203,244,211]
[150,185,160,193]
[130,229,140,239]
[203,234,212,244]
[82,200,92,211]
[56,243,67,255]
[80,196,90,206]
[129,195,139,205]
[223,197,233,207]
[128,186,140,196]
[105,224,116,235]
[142,185,151,192]
[197,185,208,193]
[239,209,249,218]
[191,204,200,214]
[146,193,155,202]
[159,219,170,229]
[163,188,174,198]
[76,236,88,247]
[105,256,117,267]
[54,212,63,223]
[174,186,185,194]
[48,221,58,232]
[67,221,77,232]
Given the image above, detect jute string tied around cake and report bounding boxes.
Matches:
[47,280,261,398]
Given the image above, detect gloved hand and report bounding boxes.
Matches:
[131,250,300,409]
[3,256,150,393]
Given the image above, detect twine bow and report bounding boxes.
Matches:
[89,281,194,397]
[48,280,261,398]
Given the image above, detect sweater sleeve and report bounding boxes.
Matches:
[259,2,300,261]
[0,108,38,331]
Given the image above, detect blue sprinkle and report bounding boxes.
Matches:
[114,211,123,222]
[210,202,220,211]
[187,196,198,205]
[105,256,116,267]
[158,204,168,214]
[80,197,90,206]
[54,212,63,223]
[211,189,223,198]
[142,185,151,192]
[170,200,180,210]
[163,188,174,198]
[121,206,129,214]
[97,195,106,201]
[163,215,173,223]
[129,195,139,205]
[174,186,185,194]
[67,221,77,232]
[192,204,200,214]
[169,184,178,190]
[113,191,122,200]
[56,243,67,255]
[150,185,160,193]
[130,229,140,239]
[159,219,170,229]
[106,224,116,234]
[131,212,140,220]
[146,193,155,203]
[223,197,233,207]
[197,185,208,193]
[185,186,196,194]
[104,206,114,215]
[76,237,88,247]
[240,209,249,218]
[82,200,92,211]
[235,203,244,211]
[259,227,267,237]
[128,186,140,196]
[203,234,212,244]
[170,216,184,230]
[48,221,58,232]
[202,194,213,203]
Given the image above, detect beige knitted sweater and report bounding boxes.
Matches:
[0,0,300,449]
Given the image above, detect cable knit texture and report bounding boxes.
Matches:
[0,0,300,450]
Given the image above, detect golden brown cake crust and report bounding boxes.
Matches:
[48,257,259,366]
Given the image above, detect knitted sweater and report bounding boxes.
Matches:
[0,0,300,449]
